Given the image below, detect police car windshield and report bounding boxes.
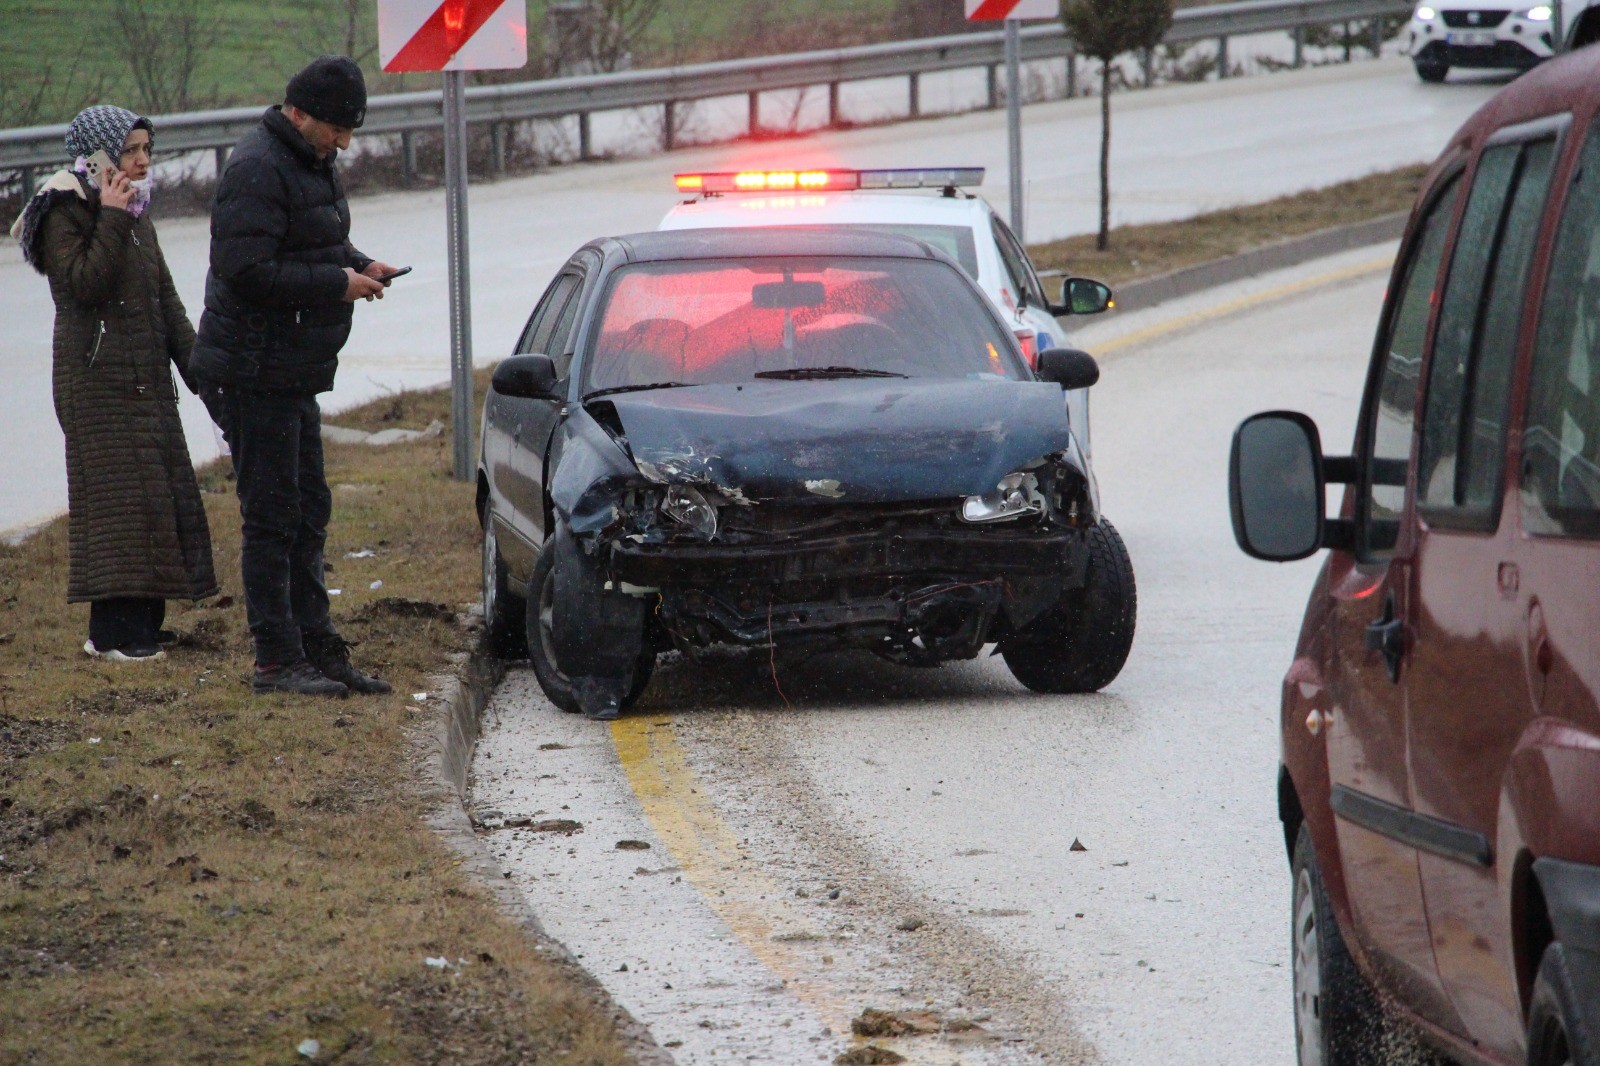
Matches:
[582,256,1024,394]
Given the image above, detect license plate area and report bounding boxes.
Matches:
[1447,30,1498,46]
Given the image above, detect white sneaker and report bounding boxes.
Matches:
[83,640,165,662]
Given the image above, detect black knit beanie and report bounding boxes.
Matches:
[285,55,367,128]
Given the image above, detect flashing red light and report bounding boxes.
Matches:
[673,167,984,196]
[1015,329,1039,368]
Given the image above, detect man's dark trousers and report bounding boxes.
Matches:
[200,382,335,667]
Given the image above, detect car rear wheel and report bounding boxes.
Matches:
[525,543,654,715]
[1292,825,1386,1066]
[482,505,528,659]
[1001,519,1136,693]
[1414,58,1448,83]
[1528,943,1595,1066]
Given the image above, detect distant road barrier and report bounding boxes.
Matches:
[1,0,1410,194]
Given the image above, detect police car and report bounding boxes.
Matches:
[658,166,1107,458]
[1401,0,1600,81]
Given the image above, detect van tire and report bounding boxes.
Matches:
[525,544,654,715]
[1002,519,1136,693]
[1292,825,1387,1065]
[1414,59,1448,83]
[482,505,529,659]
[1528,943,1598,1066]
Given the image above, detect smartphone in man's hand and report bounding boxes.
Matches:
[372,266,412,284]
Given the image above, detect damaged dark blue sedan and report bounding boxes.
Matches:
[476,228,1135,720]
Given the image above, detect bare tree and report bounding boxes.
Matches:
[112,0,222,113]
[547,0,663,74]
[1062,0,1175,250]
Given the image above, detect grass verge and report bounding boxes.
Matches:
[0,370,637,1064]
[1026,164,1428,287]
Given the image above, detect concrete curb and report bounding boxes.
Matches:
[417,645,675,1066]
[1105,210,1408,314]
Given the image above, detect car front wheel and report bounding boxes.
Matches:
[1414,58,1448,83]
[1292,825,1386,1065]
[1002,518,1135,693]
[1528,942,1596,1066]
[525,543,654,715]
[482,505,528,658]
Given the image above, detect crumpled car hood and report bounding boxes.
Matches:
[604,378,1078,503]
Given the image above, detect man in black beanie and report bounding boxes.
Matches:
[191,55,397,698]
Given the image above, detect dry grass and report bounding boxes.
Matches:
[1027,164,1429,286]
[0,372,635,1065]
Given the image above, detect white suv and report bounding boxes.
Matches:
[658,167,1109,457]
[1402,1,1593,81]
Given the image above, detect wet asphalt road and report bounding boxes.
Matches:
[472,244,1390,1064]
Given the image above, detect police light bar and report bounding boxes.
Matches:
[674,167,985,194]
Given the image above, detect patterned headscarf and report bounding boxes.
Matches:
[64,104,152,162]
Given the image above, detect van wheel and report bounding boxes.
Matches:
[482,505,528,659]
[1002,519,1136,693]
[1414,59,1448,82]
[1292,825,1386,1065]
[1528,943,1596,1066]
[525,544,654,715]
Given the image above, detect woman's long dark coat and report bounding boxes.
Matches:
[39,191,218,602]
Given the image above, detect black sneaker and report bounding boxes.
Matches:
[303,632,393,695]
[254,660,349,698]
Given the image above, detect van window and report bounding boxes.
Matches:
[1524,124,1600,536]
[1361,174,1462,556]
[1418,139,1556,528]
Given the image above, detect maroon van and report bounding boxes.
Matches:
[1229,44,1600,1066]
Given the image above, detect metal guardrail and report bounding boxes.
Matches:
[1,0,1410,188]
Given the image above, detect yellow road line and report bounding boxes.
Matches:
[612,716,973,1064]
[1093,255,1394,356]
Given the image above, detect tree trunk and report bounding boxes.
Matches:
[1098,60,1112,251]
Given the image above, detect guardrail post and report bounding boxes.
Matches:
[909,71,920,118]
[490,122,507,177]
[401,131,418,185]
[1218,35,1230,78]
[1066,51,1077,98]
[20,166,35,200]
[578,113,593,161]
[828,82,841,127]
[663,101,676,151]
[214,145,230,177]
[986,63,999,109]
[1344,21,1354,62]
[748,91,760,136]
[1293,25,1305,67]
[1141,47,1155,87]
[1370,16,1384,56]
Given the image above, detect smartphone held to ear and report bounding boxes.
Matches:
[85,149,118,187]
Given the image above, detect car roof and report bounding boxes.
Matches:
[1448,42,1600,149]
[660,191,993,231]
[607,225,944,263]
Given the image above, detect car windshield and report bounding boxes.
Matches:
[582,256,1023,394]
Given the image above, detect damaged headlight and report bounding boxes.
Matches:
[961,472,1045,524]
[661,485,719,538]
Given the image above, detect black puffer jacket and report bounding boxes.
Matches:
[190,106,371,394]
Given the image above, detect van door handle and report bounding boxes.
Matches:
[1364,594,1404,683]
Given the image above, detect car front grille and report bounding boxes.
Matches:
[1442,10,1510,27]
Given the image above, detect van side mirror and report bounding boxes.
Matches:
[492,354,561,401]
[1052,277,1114,316]
[1035,347,1100,390]
[1229,411,1335,561]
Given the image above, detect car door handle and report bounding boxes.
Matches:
[1364,594,1404,684]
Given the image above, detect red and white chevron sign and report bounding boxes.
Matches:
[379,0,528,73]
[965,0,1060,19]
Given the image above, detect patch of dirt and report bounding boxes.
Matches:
[835,1046,906,1065]
[0,715,76,760]
[63,687,185,718]
[172,617,232,653]
[353,597,455,622]
[0,902,174,977]
[614,839,650,851]
[527,819,583,836]
[381,968,573,1065]
[233,799,278,833]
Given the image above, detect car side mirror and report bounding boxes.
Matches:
[1052,277,1114,316]
[492,354,561,401]
[1035,347,1100,390]
[1228,411,1330,561]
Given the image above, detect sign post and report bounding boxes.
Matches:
[966,0,1060,244]
[379,0,528,481]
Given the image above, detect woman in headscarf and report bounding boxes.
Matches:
[10,105,218,661]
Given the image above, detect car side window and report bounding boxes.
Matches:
[1523,123,1600,536]
[545,278,586,379]
[1361,174,1462,558]
[992,218,1048,311]
[516,274,580,356]
[1417,139,1556,529]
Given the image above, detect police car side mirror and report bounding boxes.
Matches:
[492,354,561,401]
[1035,348,1099,390]
[1052,277,1114,316]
